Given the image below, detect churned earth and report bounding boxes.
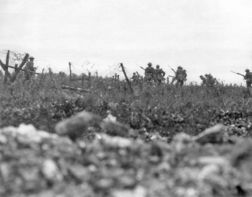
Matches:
[0,110,252,197]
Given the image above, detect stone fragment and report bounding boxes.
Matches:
[112,186,147,197]
[172,133,193,152]
[193,124,227,144]
[100,121,130,137]
[42,159,62,182]
[55,111,102,140]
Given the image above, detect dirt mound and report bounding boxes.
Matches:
[0,120,252,197]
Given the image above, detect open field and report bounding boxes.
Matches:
[1,73,252,197]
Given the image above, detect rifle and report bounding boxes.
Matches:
[139,66,145,70]
[231,71,245,77]
[169,66,176,74]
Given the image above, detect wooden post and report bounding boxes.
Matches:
[5,50,10,68]
[0,60,11,83]
[62,85,90,93]
[119,63,133,94]
[88,71,91,88]
[69,62,72,82]
[0,50,12,83]
[4,50,10,83]
[81,73,84,87]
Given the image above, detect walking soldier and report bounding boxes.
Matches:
[24,57,35,81]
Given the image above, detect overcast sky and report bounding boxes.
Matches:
[1,0,252,84]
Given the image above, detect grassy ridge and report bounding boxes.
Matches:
[0,73,251,138]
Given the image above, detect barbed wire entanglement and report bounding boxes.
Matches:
[0,49,26,67]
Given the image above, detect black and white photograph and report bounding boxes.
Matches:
[0,0,252,196]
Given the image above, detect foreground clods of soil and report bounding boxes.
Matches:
[0,111,252,197]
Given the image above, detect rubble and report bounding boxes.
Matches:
[193,124,228,144]
[112,186,147,197]
[0,122,251,197]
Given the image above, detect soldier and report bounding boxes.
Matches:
[166,76,170,84]
[244,69,252,88]
[182,68,187,82]
[200,74,217,87]
[171,66,187,86]
[200,75,207,86]
[154,65,165,84]
[113,73,119,80]
[144,62,155,82]
[206,74,217,87]
[131,72,141,84]
[24,57,35,81]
